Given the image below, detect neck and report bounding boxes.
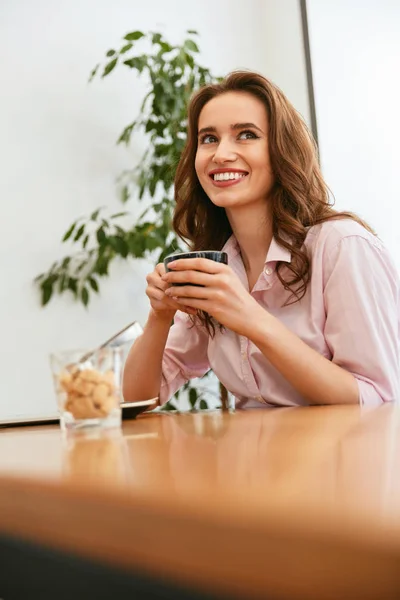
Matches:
[226,202,273,273]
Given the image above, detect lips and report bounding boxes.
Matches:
[206,171,248,188]
[208,168,249,187]
[208,168,248,178]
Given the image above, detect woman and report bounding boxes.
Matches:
[123,71,400,409]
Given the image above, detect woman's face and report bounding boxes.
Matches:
[195,91,274,211]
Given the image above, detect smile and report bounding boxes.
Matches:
[208,170,249,187]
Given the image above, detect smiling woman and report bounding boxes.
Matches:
[122,71,400,411]
[195,93,272,211]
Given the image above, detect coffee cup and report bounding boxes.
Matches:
[164,251,228,286]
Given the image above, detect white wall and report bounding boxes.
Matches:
[307,0,400,263]
[0,0,309,419]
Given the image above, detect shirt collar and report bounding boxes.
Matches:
[222,234,292,264]
[266,236,291,263]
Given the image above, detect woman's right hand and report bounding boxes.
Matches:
[146,263,197,320]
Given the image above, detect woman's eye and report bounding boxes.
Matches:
[238,130,258,140]
[200,134,217,144]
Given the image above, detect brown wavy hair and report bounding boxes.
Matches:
[173,71,373,335]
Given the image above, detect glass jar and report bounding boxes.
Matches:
[50,347,123,432]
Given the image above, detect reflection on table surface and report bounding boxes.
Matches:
[1,404,400,600]
[1,404,400,525]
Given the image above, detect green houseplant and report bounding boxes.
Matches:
[35,29,226,411]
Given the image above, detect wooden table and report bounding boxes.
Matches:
[0,404,400,599]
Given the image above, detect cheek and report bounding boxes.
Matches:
[195,152,207,182]
[252,151,273,181]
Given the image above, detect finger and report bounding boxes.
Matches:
[147,264,167,285]
[146,287,166,302]
[173,297,209,312]
[165,257,227,274]
[165,285,211,299]
[147,274,169,292]
[155,263,167,275]
[148,287,193,314]
[180,307,197,316]
[147,286,176,304]
[162,270,215,287]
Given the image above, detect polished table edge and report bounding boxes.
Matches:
[0,472,399,600]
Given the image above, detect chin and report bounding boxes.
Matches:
[207,191,248,209]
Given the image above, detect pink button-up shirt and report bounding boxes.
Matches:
[160,219,400,408]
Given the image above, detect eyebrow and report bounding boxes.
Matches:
[198,122,264,136]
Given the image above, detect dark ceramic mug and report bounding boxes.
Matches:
[163,251,228,286]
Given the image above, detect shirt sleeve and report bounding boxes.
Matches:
[159,311,210,405]
[323,235,400,407]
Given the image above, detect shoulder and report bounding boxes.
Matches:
[305,218,384,259]
[304,219,400,290]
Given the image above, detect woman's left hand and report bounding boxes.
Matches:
[162,257,264,336]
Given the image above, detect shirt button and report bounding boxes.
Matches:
[264,266,273,276]
[241,350,246,359]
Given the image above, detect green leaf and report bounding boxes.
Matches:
[151,32,162,44]
[120,186,129,203]
[62,222,76,242]
[124,31,145,41]
[88,277,99,293]
[158,41,173,53]
[34,272,44,283]
[120,43,133,54]
[81,287,89,306]
[123,56,147,73]
[68,278,78,295]
[102,57,118,77]
[82,234,89,249]
[91,208,102,220]
[74,223,85,241]
[96,227,107,244]
[145,119,164,136]
[184,39,199,53]
[109,236,128,257]
[122,58,135,69]
[61,256,71,269]
[111,211,129,219]
[187,29,198,35]
[58,275,67,293]
[189,388,198,409]
[106,49,116,57]
[128,234,146,257]
[146,235,162,251]
[199,399,208,410]
[185,52,194,69]
[149,177,157,197]
[94,255,110,276]
[162,400,177,411]
[88,64,99,82]
[117,122,135,145]
[41,281,53,306]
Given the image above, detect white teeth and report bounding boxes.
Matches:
[213,172,246,181]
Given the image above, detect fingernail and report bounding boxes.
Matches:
[167,261,176,268]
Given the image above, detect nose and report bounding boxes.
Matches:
[212,138,237,164]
